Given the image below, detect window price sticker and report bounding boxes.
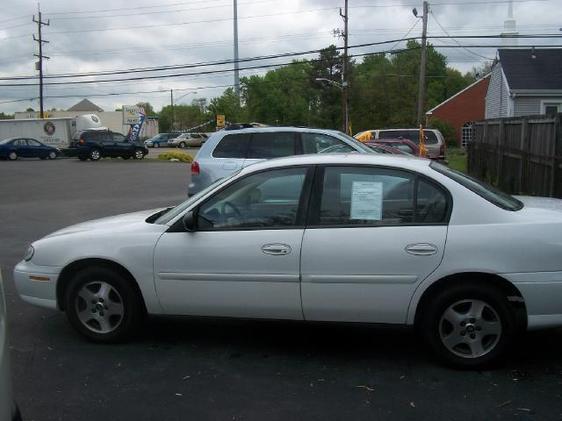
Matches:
[350,181,383,220]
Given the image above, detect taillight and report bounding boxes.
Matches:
[191,161,200,176]
[79,138,85,145]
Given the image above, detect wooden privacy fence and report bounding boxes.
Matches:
[467,113,562,197]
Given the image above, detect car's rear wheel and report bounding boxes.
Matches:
[8,151,17,160]
[419,284,517,368]
[89,149,101,161]
[64,267,144,343]
[133,149,145,160]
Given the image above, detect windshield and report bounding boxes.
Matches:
[153,173,239,225]
[430,162,523,211]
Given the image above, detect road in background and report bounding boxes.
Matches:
[0,160,561,421]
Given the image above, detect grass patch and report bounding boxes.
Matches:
[157,151,193,163]
[446,147,467,173]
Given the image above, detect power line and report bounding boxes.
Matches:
[3,33,561,82]
[430,12,494,60]
[45,7,339,35]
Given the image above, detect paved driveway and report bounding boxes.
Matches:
[0,159,561,421]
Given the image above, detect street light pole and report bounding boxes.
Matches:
[170,89,175,130]
[340,0,349,135]
[416,1,429,127]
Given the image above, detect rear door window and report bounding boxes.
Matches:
[302,132,353,154]
[247,132,297,159]
[213,134,250,158]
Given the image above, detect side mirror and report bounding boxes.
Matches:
[182,211,196,232]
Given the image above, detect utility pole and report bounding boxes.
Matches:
[33,3,50,119]
[233,0,240,102]
[170,89,175,130]
[338,0,350,135]
[416,1,429,127]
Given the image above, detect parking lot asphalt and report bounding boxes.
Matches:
[1,159,562,421]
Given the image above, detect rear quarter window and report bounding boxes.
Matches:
[213,133,251,158]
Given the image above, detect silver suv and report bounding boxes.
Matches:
[188,127,373,196]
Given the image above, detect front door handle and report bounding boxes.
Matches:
[261,243,292,256]
[405,243,438,256]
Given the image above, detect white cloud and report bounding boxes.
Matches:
[0,0,560,113]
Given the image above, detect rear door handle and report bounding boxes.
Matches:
[261,243,292,256]
[405,243,438,256]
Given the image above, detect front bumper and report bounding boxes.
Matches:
[13,261,61,310]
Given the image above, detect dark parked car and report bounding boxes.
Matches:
[0,137,60,161]
[67,130,148,161]
[366,138,421,156]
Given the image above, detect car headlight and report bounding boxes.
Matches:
[23,245,34,261]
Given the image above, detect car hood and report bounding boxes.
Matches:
[45,208,163,238]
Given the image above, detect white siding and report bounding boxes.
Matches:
[485,64,511,118]
[513,97,541,116]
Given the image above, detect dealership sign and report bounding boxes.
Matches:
[123,105,144,125]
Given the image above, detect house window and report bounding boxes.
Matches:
[461,122,474,149]
[542,102,561,115]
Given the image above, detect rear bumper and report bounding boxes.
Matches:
[503,271,562,330]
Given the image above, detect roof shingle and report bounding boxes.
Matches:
[499,48,562,91]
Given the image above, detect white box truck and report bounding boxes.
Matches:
[0,114,103,148]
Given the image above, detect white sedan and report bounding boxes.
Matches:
[14,154,562,368]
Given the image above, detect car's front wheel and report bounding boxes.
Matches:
[64,267,144,342]
[420,284,517,368]
[48,151,57,160]
[179,141,186,148]
[8,151,17,160]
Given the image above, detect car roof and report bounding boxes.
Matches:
[218,126,344,135]
[239,153,431,173]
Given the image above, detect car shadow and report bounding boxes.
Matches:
[136,316,562,369]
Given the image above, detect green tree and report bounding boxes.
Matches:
[0,112,14,119]
[159,104,210,132]
[207,87,246,125]
[136,102,156,116]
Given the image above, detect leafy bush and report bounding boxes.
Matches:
[429,118,457,148]
[158,151,193,163]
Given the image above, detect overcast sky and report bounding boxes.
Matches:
[0,0,560,113]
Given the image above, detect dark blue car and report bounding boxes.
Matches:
[0,137,60,160]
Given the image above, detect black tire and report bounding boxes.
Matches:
[419,283,517,369]
[179,141,186,148]
[133,149,145,160]
[8,151,17,161]
[78,156,88,161]
[48,151,57,160]
[89,148,101,161]
[64,266,144,343]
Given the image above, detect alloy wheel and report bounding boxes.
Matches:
[8,151,17,160]
[75,281,124,334]
[134,149,144,159]
[439,299,502,359]
[90,149,101,160]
